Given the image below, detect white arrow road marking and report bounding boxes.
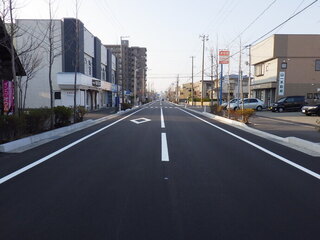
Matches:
[130,118,152,125]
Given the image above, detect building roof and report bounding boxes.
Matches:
[0,18,26,79]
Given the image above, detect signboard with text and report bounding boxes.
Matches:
[219,50,230,64]
[2,80,14,113]
[278,72,286,96]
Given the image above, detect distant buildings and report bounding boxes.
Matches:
[13,18,147,110]
[251,34,320,106]
[105,41,147,104]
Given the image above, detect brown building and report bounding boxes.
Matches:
[251,34,320,106]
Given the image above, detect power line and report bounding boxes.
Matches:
[228,0,277,47]
[251,0,318,46]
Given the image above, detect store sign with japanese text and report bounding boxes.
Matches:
[219,50,230,64]
[2,80,14,113]
[278,72,286,96]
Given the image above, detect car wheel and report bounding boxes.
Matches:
[256,106,262,111]
[278,107,284,113]
[234,107,238,111]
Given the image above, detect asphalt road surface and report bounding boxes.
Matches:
[1,101,320,240]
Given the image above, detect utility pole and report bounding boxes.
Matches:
[210,52,214,106]
[200,34,209,106]
[133,56,137,106]
[247,44,252,98]
[239,38,244,112]
[176,75,179,103]
[191,56,195,106]
[120,36,129,109]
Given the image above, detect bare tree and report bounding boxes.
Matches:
[47,0,61,128]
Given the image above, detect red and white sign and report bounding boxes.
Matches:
[2,80,14,113]
[219,50,230,64]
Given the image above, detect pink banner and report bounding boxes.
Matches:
[2,80,14,113]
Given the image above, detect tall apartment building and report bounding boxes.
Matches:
[251,34,320,106]
[129,47,147,103]
[105,40,130,103]
[105,41,147,104]
[15,18,119,110]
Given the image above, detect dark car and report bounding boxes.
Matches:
[301,104,320,116]
[271,96,306,112]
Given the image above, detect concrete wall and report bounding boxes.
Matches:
[16,19,63,108]
[251,35,275,65]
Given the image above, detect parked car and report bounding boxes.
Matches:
[301,104,320,116]
[271,96,306,112]
[221,98,240,109]
[227,98,265,111]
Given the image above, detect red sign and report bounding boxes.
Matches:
[219,50,230,64]
[2,80,14,113]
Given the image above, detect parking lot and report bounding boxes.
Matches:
[249,111,320,143]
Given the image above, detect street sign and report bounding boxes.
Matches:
[219,50,230,64]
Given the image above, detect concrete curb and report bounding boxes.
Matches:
[0,104,148,153]
[185,107,320,156]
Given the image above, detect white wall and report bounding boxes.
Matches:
[101,45,107,65]
[16,19,63,108]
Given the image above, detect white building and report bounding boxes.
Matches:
[16,18,119,110]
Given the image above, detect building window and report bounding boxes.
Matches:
[255,63,265,76]
[54,91,61,100]
[315,59,320,71]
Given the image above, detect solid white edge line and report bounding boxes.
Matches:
[178,108,320,180]
[161,133,169,162]
[0,109,144,185]
[161,108,165,129]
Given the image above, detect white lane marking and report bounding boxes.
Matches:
[161,133,169,162]
[178,108,320,180]
[161,108,165,129]
[0,109,144,185]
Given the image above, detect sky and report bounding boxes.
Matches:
[12,0,320,92]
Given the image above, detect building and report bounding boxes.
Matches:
[105,41,147,104]
[251,34,320,106]
[15,18,119,110]
[129,47,147,103]
[0,17,26,115]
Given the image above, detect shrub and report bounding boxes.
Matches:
[227,109,255,123]
[210,104,224,115]
[25,108,52,133]
[0,115,27,143]
[75,106,87,122]
[121,103,132,111]
[54,106,72,127]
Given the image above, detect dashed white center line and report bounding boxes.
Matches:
[161,133,169,162]
[161,108,165,128]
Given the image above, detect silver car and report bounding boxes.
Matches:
[227,98,265,111]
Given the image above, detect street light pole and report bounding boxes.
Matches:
[191,56,195,106]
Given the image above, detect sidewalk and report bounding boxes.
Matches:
[83,107,117,121]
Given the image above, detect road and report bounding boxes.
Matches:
[0,100,320,239]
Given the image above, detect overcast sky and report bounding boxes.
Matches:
[14,0,320,92]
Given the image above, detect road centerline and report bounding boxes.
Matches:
[161,107,165,129]
[161,133,169,162]
[178,108,320,181]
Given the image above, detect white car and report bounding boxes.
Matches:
[227,98,265,111]
[221,98,240,109]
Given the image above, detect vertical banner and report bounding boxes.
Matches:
[219,50,230,64]
[278,72,286,96]
[2,80,14,114]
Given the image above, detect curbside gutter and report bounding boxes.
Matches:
[0,104,148,153]
[185,107,320,157]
